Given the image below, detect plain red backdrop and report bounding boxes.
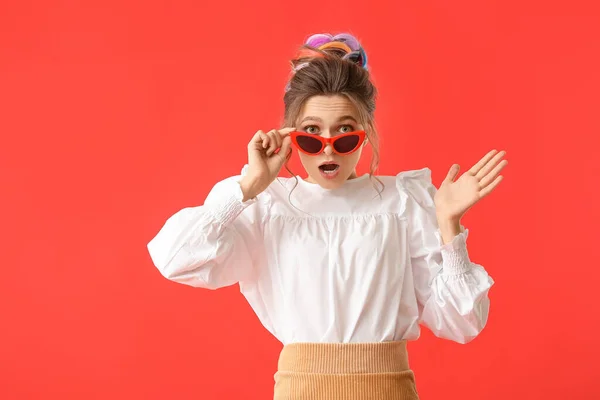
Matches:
[1,0,599,399]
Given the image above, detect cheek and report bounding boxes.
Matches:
[340,147,363,168]
[298,152,318,170]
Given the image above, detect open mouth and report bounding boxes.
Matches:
[318,162,340,175]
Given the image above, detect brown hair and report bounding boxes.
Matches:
[281,44,384,196]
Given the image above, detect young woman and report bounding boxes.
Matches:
[147,32,507,399]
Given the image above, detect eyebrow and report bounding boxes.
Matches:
[300,115,358,124]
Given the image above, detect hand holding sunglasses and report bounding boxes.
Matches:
[240,128,294,201]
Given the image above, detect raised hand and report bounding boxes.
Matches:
[240,128,294,201]
[434,149,508,222]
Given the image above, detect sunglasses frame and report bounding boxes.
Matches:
[290,130,366,156]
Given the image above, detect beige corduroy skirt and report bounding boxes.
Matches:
[273,341,419,400]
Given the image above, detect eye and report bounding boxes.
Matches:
[304,125,320,134]
[339,125,354,133]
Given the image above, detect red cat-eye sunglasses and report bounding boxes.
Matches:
[290,131,366,156]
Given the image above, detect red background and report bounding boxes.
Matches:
[1,1,599,399]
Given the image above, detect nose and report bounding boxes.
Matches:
[323,143,333,155]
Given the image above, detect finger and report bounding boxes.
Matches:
[279,136,292,160]
[266,130,282,156]
[479,175,503,198]
[251,130,264,141]
[250,130,265,146]
[248,130,266,165]
[268,129,282,145]
[266,132,280,156]
[248,130,269,157]
[468,149,499,176]
[277,127,296,137]
[476,150,507,180]
[260,132,269,149]
[479,159,508,188]
[445,164,460,183]
[272,136,293,167]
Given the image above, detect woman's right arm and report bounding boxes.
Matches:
[146,175,262,289]
[147,127,294,289]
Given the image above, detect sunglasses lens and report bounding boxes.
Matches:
[333,135,360,153]
[296,135,323,154]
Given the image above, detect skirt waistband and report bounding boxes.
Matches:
[277,340,410,374]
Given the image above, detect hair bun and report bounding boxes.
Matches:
[297,32,368,70]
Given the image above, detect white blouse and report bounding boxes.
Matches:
[147,166,494,345]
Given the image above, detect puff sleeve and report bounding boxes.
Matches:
[147,166,265,289]
[397,168,495,344]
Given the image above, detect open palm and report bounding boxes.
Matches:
[434,149,508,221]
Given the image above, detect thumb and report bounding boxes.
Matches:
[445,164,460,182]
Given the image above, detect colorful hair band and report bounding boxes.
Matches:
[306,33,334,48]
[295,47,326,60]
[317,41,353,54]
[332,33,360,51]
[343,47,368,69]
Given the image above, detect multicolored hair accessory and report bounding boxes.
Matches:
[295,47,326,60]
[317,41,353,54]
[298,32,368,70]
[285,32,369,92]
[306,33,334,48]
[343,47,367,69]
[332,33,360,51]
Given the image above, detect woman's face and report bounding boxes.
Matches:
[294,95,366,189]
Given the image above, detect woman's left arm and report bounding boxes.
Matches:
[400,149,508,344]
